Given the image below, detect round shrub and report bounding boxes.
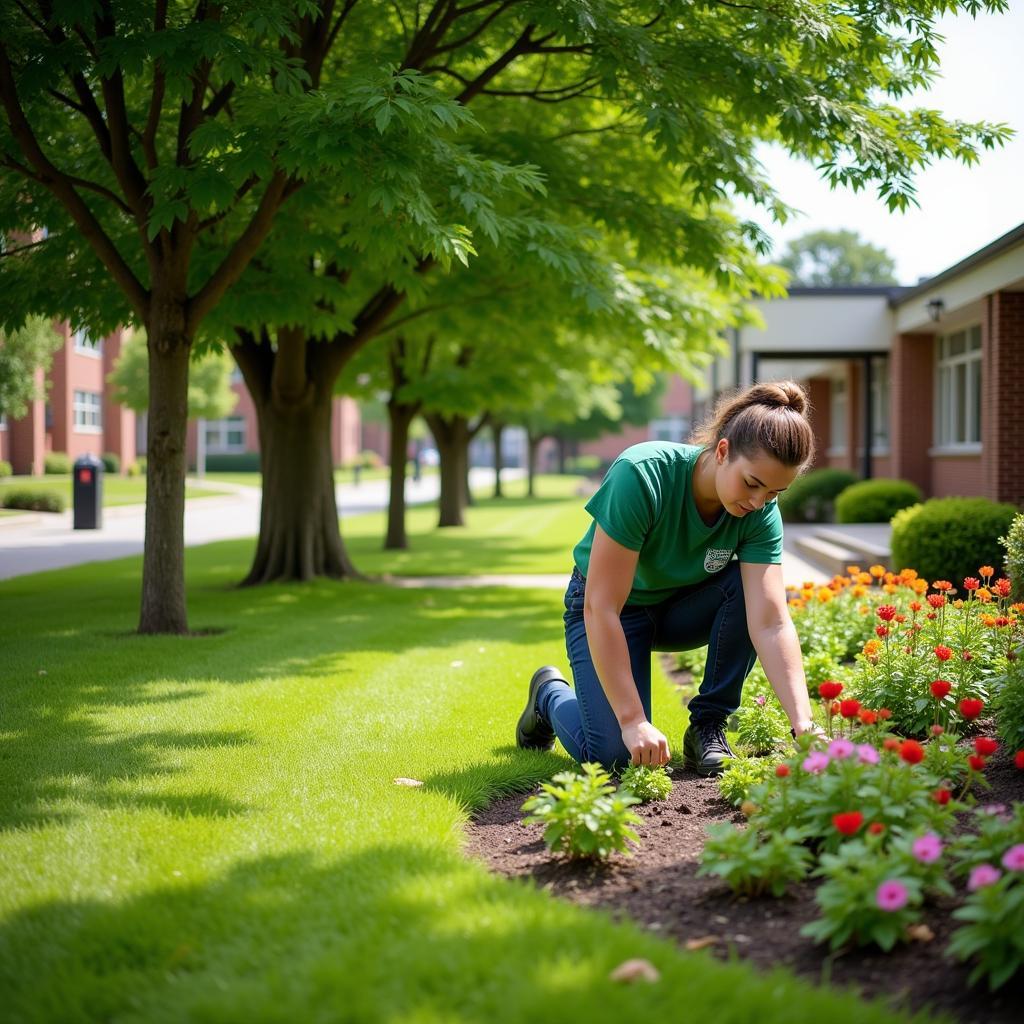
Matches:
[891,497,1019,587]
[1,488,65,512]
[1000,512,1024,602]
[0,459,12,478]
[101,452,120,474]
[44,451,71,474]
[835,478,923,523]
[777,467,859,523]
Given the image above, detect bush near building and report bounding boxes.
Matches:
[778,468,860,523]
[835,479,923,524]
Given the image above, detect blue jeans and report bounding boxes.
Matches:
[537,562,757,771]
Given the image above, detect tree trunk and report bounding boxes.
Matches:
[385,400,417,550]
[242,385,359,584]
[426,412,470,528]
[138,314,191,634]
[527,431,541,499]
[492,420,505,498]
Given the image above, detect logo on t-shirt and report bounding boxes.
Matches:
[703,547,734,573]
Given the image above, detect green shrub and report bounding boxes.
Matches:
[992,647,1024,752]
[717,755,779,806]
[734,697,790,755]
[890,498,1019,588]
[619,764,673,802]
[205,452,260,472]
[835,478,923,524]
[0,459,12,478]
[44,451,71,474]
[1000,512,1024,602]
[777,467,859,523]
[101,452,120,474]
[1,488,65,512]
[564,454,603,475]
[125,460,142,477]
[521,763,641,861]
[136,456,147,476]
[698,822,811,897]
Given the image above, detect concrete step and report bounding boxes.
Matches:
[814,526,891,566]
[792,534,863,578]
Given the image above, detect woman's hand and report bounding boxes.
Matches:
[621,719,671,766]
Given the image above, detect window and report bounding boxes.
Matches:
[204,416,247,453]
[869,356,889,451]
[0,412,7,430]
[73,327,103,357]
[936,326,982,448]
[73,390,102,431]
[649,416,690,443]
[229,366,243,384]
[830,377,847,451]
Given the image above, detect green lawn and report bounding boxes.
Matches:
[0,474,228,509]
[0,546,912,1022]
[342,474,592,576]
[195,465,438,487]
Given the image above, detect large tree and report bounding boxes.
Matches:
[777,229,900,286]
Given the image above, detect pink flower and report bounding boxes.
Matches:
[875,879,909,911]
[1001,845,1024,871]
[755,694,767,706]
[801,751,830,774]
[827,738,855,760]
[968,864,1002,891]
[856,744,880,765]
[911,833,943,864]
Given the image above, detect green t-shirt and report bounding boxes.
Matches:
[572,442,784,605]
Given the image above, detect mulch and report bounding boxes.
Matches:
[465,656,1024,1023]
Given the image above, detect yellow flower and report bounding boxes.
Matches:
[953,599,964,609]
[977,589,992,603]
[869,564,886,578]
[801,588,814,601]
[788,598,806,610]
[846,565,861,576]
[852,585,867,598]
[817,588,834,603]
[862,639,882,657]
[883,583,898,594]
[912,578,929,594]
[900,568,919,581]
[858,572,873,585]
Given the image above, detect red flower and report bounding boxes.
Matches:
[877,605,897,622]
[775,764,790,778]
[899,739,925,765]
[962,650,973,661]
[926,612,937,620]
[840,699,861,719]
[859,709,878,725]
[959,698,984,721]
[1015,750,1024,771]
[833,811,864,836]
[995,578,1012,597]
[877,708,892,720]
[932,788,952,805]
[931,724,945,736]
[883,737,902,752]
[995,617,1010,628]
[927,594,946,609]
[968,754,988,772]
[876,625,889,638]
[963,578,980,591]
[930,680,952,700]
[934,645,953,662]
[909,600,923,612]
[974,737,999,756]
[894,613,907,623]
[868,822,886,835]
[818,681,843,700]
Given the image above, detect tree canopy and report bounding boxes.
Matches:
[0,316,62,421]
[777,229,900,286]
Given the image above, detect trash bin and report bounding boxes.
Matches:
[73,453,103,530]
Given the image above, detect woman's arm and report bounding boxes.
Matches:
[739,562,816,734]
[585,525,671,765]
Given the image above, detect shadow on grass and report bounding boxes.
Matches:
[0,843,910,1024]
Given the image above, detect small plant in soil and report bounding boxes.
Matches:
[619,764,673,803]
[716,754,779,806]
[521,763,641,861]
[734,694,790,754]
[698,822,812,897]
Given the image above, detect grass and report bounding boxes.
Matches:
[342,474,592,576]
[194,465,439,487]
[0,545,917,1022]
[0,474,228,509]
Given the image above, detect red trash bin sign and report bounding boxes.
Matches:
[79,468,93,484]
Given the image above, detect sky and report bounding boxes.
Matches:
[733,5,1024,286]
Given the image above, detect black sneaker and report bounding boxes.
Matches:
[515,666,565,751]
[682,720,735,776]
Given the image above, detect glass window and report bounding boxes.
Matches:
[73,390,102,430]
[0,412,7,430]
[204,416,247,453]
[73,328,103,357]
[935,327,982,447]
[830,377,847,450]
[649,416,690,443]
[870,357,889,450]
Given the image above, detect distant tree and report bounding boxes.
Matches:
[778,229,899,286]
[0,316,61,420]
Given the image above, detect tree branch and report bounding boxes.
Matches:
[433,0,522,55]
[326,0,361,53]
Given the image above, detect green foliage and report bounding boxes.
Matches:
[803,650,844,689]
[777,229,898,286]
[43,452,71,475]
[891,498,1019,588]
[1,488,64,512]
[0,317,62,421]
[835,479,923,524]
[778,468,859,523]
[101,453,121,474]
[521,763,641,861]
[698,823,811,897]
[949,805,1024,878]
[717,755,779,806]
[992,651,1024,752]
[949,873,1024,990]
[0,460,12,478]
[1000,513,1024,602]
[619,764,673,803]
[564,455,604,475]
[734,698,790,756]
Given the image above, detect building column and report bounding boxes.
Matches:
[889,332,933,495]
[7,367,46,475]
[101,328,136,472]
[983,290,1024,505]
[846,361,861,474]
[805,376,831,470]
[49,326,72,456]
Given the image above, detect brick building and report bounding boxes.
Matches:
[694,222,1024,506]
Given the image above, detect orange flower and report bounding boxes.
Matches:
[862,639,882,658]
[909,601,922,613]
[788,598,806,609]
[801,588,814,601]
[802,580,817,590]
[900,568,919,582]
[977,589,992,603]
[933,580,953,592]
[858,572,873,586]
[912,578,929,594]
[846,565,861,576]
[979,565,994,579]
[869,564,886,579]
[994,578,1012,597]
[883,583,898,594]
[851,585,868,598]
[817,588,834,603]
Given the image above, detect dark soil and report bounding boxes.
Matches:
[466,658,1024,1023]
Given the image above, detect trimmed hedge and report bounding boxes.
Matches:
[1001,512,1024,602]
[101,452,121,474]
[2,488,65,513]
[204,452,260,472]
[44,451,71,474]
[890,497,1019,587]
[777,467,859,523]
[835,478,923,523]
[0,460,11,478]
